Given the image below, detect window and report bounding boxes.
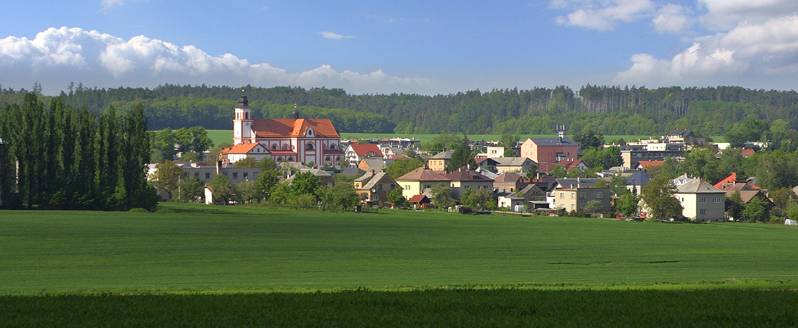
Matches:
[271,144,277,150]
[243,172,248,178]
[306,143,314,150]
[245,112,248,119]
[233,172,239,179]
[205,173,210,179]
[699,209,706,215]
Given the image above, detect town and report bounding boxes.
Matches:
[127,93,796,225]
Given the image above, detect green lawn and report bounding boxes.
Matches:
[1,203,796,294]
[2,203,797,326]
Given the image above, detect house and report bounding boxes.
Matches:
[476,146,505,159]
[727,189,772,207]
[625,171,650,195]
[520,130,580,173]
[621,146,682,170]
[345,143,383,167]
[494,157,536,175]
[178,163,261,186]
[561,159,587,172]
[408,194,431,209]
[378,145,402,160]
[427,150,454,171]
[221,142,270,164]
[475,157,499,173]
[358,158,389,172]
[498,184,546,212]
[354,170,398,205]
[740,148,756,158]
[553,182,611,214]
[395,166,493,200]
[674,178,725,221]
[229,94,343,167]
[493,173,526,193]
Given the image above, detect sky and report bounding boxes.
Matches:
[1,0,798,94]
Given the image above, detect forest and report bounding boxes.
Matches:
[2,83,798,136]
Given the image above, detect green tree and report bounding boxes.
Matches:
[178,177,204,202]
[431,186,456,209]
[234,158,259,168]
[641,174,683,220]
[725,192,744,221]
[741,196,769,222]
[574,130,603,150]
[236,180,257,204]
[786,203,798,222]
[387,188,406,208]
[291,172,321,196]
[447,136,475,171]
[499,134,518,156]
[461,188,496,211]
[386,157,424,179]
[153,129,177,161]
[208,174,235,204]
[616,192,638,217]
[253,167,280,203]
[318,184,359,211]
[151,161,182,199]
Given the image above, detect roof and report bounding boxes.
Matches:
[396,167,450,182]
[556,178,602,189]
[531,138,577,146]
[494,173,523,184]
[494,157,531,166]
[409,194,430,203]
[727,190,766,203]
[350,143,383,158]
[359,158,386,171]
[356,171,392,190]
[510,184,544,199]
[676,178,724,193]
[626,171,650,186]
[430,150,454,159]
[252,118,339,138]
[476,157,499,165]
[446,168,493,182]
[638,160,664,170]
[561,159,585,170]
[713,172,738,190]
[741,148,755,158]
[222,143,262,154]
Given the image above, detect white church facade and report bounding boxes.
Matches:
[222,94,343,168]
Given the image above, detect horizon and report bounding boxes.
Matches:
[3,1,798,95]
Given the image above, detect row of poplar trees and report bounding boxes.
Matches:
[0,93,157,210]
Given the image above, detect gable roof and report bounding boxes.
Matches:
[355,171,393,190]
[223,143,265,155]
[494,173,523,184]
[252,118,339,138]
[430,150,454,159]
[447,168,493,182]
[676,178,724,193]
[727,190,768,204]
[396,167,450,181]
[359,158,387,171]
[713,172,738,190]
[494,157,531,166]
[409,194,430,203]
[349,143,383,158]
[510,184,544,199]
[626,171,650,186]
[638,160,664,170]
[556,178,602,189]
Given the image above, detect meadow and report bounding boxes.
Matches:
[2,203,796,326]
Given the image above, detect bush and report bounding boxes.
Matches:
[769,216,785,224]
[290,193,317,209]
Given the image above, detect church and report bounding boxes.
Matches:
[221,94,343,167]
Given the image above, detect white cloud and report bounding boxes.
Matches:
[0,27,431,94]
[616,15,798,86]
[553,0,656,31]
[100,0,125,13]
[652,4,690,33]
[698,0,798,30]
[319,31,354,40]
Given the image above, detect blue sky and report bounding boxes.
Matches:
[1,1,798,94]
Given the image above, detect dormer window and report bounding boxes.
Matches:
[307,129,314,137]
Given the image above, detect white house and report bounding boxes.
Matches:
[674,178,725,221]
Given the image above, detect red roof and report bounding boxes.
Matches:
[349,143,383,158]
[222,143,261,155]
[638,160,664,170]
[741,148,755,158]
[409,195,430,203]
[714,172,737,190]
[561,159,584,170]
[251,118,339,138]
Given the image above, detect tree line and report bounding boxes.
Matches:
[0,93,157,210]
[4,84,798,136]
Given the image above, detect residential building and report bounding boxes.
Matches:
[476,146,505,159]
[625,171,650,195]
[408,194,431,209]
[498,184,546,211]
[354,170,398,205]
[620,145,683,170]
[554,184,612,214]
[378,145,403,160]
[228,94,343,167]
[222,143,271,164]
[475,157,499,173]
[520,132,579,173]
[427,150,454,171]
[395,167,493,200]
[494,157,535,175]
[358,158,389,172]
[493,173,526,193]
[345,143,383,166]
[674,178,725,221]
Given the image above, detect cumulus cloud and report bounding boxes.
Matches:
[553,0,656,31]
[698,0,798,30]
[0,27,431,94]
[616,15,798,86]
[319,31,354,40]
[652,4,690,33]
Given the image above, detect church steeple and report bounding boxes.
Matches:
[233,90,253,145]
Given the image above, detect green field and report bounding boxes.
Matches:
[2,203,796,326]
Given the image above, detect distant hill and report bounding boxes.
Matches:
[2,84,797,135]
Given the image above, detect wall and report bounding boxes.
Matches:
[428,159,446,171]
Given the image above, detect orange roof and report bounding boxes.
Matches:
[741,148,755,158]
[409,195,429,203]
[713,172,737,190]
[222,143,261,154]
[251,118,339,138]
[638,160,664,170]
[349,143,383,158]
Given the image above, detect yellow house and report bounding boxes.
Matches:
[427,150,453,172]
[395,167,493,200]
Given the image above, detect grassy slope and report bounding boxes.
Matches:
[1,203,797,294]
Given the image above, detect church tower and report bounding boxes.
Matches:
[233,91,253,145]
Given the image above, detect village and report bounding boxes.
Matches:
[140,94,794,224]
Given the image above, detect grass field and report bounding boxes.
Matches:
[2,203,796,326]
